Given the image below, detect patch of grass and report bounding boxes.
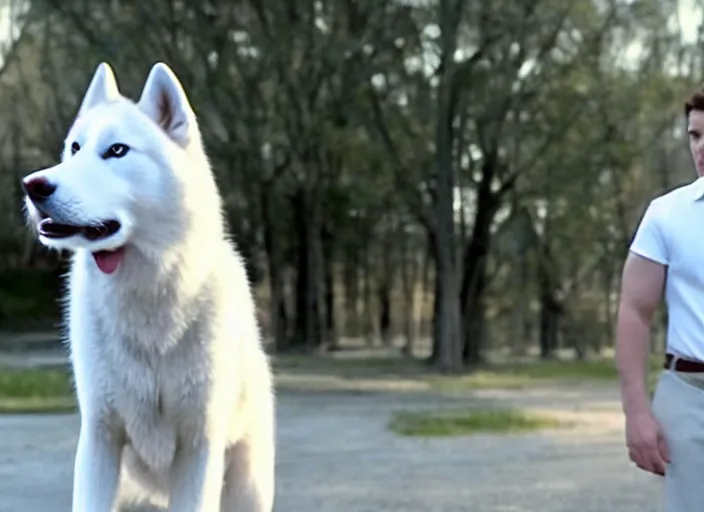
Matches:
[273,353,426,376]
[427,355,665,392]
[0,367,76,414]
[274,350,669,394]
[0,396,76,414]
[427,372,539,391]
[389,408,562,437]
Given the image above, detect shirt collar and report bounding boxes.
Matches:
[693,176,704,201]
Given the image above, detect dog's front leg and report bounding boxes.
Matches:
[168,438,226,512]
[72,420,122,512]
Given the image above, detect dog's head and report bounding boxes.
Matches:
[22,62,211,273]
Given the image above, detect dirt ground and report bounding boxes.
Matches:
[0,363,664,512]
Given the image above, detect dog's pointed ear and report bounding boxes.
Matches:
[137,62,194,146]
[77,63,120,117]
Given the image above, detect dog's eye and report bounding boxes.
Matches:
[70,142,80,155]
[103,143,130,159]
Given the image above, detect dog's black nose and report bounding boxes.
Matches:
[22,176,56,202]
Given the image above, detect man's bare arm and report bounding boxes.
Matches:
[615,252,666,416]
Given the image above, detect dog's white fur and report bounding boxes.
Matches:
[22,62,275,512]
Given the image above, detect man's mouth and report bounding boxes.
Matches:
[38,217,121,241]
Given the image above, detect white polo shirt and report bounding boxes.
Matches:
[630,176,704,361]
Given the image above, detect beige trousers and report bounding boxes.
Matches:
[652,369,704,511]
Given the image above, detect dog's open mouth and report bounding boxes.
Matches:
[37,216,125,274]
[38,218,121,241]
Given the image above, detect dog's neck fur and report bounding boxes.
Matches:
[72,232,221,356]
[70,149,226,356]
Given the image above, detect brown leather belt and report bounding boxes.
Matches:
[664,353,704,372]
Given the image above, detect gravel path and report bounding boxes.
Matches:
[0,379,663,512]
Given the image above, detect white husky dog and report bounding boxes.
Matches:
[21,62,275,512]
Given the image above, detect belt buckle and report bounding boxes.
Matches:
[670,354,680,371]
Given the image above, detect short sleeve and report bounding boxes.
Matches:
[629,200,668,265]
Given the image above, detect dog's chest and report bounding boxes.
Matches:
[103,336,208,471]
[85,277,212,470]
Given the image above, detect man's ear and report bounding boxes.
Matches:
[137,62,195,146]
[77,62,120,117]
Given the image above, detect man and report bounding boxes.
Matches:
[616,89,704,510]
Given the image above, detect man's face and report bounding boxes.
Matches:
[688,109,704,177]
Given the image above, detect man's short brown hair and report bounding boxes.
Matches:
[685,90,704,120]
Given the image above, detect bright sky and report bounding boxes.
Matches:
[0,1,19,68]
[679,0,702,42]
[0,6,9,55]
[0,0,29,67]
[614,0,702,72]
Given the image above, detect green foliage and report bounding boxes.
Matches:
[0,366,72,397]
[0,366,76,414]
[427,355,664,391]
[0,269,62,329]
[389,408,561,437]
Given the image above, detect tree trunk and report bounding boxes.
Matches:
[292,189,322,350]
[378,223,394,346]
[512,249,531,356]
[430,259,441,363]
[262,188,288,351]
[378,283,392,346]
[539,294,561,359]
[461,268,487,365]
[343,250,360,341]
[400,228,419,356]
[431,0,464,373]
[362,243,376,345]
[322,225,336,349]
[459,167,496,366]
[432,99,461,369]
[538,239,561,359]
[310,192,325,350]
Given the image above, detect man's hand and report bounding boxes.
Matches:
[625,409,670,476]
[615,252,668,475]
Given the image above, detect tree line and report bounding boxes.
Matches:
[0,0,697,371]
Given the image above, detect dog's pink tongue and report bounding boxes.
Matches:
[92,249,124,274]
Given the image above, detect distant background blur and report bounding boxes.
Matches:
[0,0,699,372]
